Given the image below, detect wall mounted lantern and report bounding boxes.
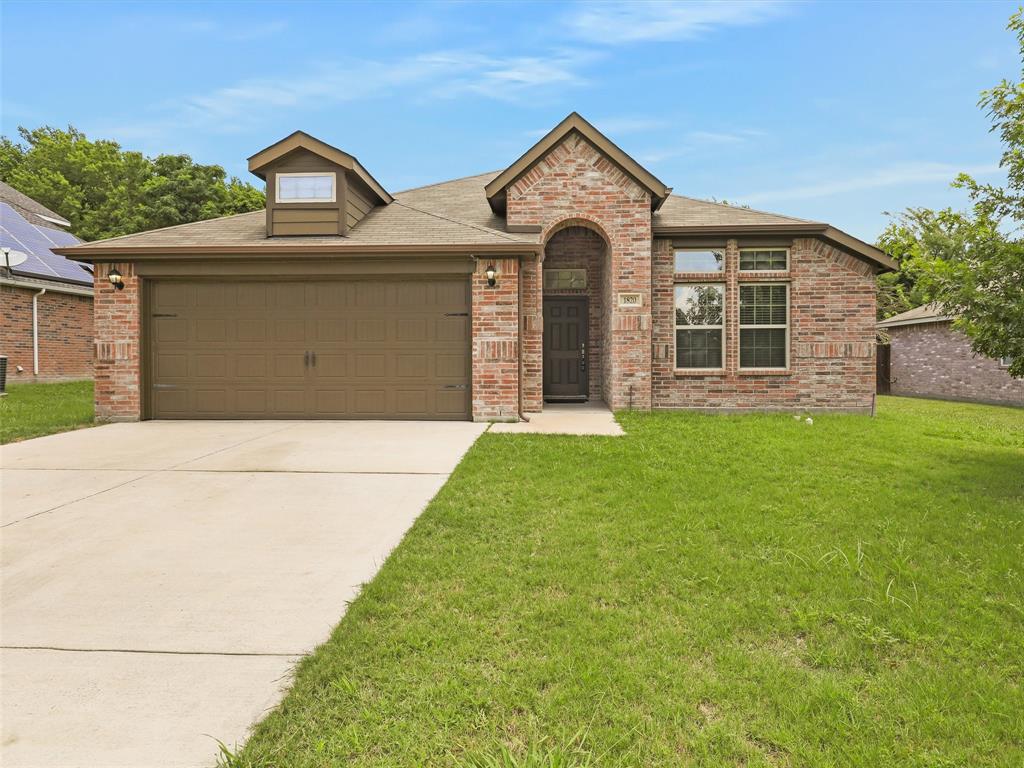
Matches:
[485,264,497,288]
[108,267,125,290]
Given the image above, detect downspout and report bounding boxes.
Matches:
[32,287,47,376]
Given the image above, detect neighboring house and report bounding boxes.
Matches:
[877,304,1023,407]
[0,181,93,382]
[57,113,895,422]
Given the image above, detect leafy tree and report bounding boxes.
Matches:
[0,125,264,241]
[878,10,1024,377]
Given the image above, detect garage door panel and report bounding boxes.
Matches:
[235,390,268,414]
[237,319,267,342]
[273,354,306,378]
[313,390,347,414]
[235,355,267,378]
[156,353,189,379]
[194,354,227,378]
[153,317,189,343]
[149,279,470,420]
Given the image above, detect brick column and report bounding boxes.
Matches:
[471,257,520,421]
[93,262,142,421]
[519,254,543,413]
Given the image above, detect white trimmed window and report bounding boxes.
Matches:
[739,284,788,369]
[739,248,788,271]
[675,284,725,369]
[276,172,336,203]
[1000,356,1014,368]
[675,249,724,273]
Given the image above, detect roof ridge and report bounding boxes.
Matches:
[76,209,263,246]
[391,200,523,242]
[394,171,501,196]
[667,193,820,224]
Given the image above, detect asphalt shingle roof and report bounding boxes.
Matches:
[67,171,815,254]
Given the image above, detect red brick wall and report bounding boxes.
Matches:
[0,283,93,382]
[93,263,142,421]
[471,256,519,421]
[542,227,606,399]
[888,321,1023,406]
[506,132,653,410]
[519,255,543,413]
[652,237,877,412]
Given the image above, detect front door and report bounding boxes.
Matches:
[543,297,588,400]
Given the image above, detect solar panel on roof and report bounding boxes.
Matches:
[0,202,91,285]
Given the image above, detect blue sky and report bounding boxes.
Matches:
[2,0,1019,241]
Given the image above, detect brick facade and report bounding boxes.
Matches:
[887,321,1023,407]
[652,237,877,412]
[92,263,142,421]
[86,134,884,421]
[506,132,653,411]
[0,283,93,382]
[471,256,520,421]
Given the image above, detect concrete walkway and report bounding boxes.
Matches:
[1,419,485,767]
[489,401,624,436]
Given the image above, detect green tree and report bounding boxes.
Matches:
[879,10,1024,377]
[0,125,264,241]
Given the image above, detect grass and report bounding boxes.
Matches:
[0,380,94,444]
[232,397,1023,767]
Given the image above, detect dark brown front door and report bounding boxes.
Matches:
[543,297,588,400]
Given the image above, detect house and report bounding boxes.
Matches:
[0,181,93,382]
[877,304,1022,407]
[57,113,895,422]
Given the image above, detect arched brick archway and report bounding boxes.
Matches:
[508,132,655,413]
[539,223,611,404]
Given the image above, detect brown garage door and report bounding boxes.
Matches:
[147,279,470,419]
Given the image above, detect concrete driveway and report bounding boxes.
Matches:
[1,419,485,767]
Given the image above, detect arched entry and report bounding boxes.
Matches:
[541,222,611,403]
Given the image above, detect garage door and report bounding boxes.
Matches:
[147,279,470,419]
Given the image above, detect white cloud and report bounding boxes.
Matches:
[637,128,765,163]
[566,0,790,45]
[741,162,1002,203]
[108,48,595,139]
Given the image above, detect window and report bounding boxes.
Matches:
[1000,356,1014,368]
[739,248,788,271]
[675,284,724,369]
[739,284,788,368]
[544,269,587,290]
[276,172,336,203]
[675,249,724,273]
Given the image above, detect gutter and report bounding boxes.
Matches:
[32,287,46,376]
[53,242,544,263]
[652,223,896,272]
[0,275,94,297]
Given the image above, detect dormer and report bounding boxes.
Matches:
[248,131,392,237]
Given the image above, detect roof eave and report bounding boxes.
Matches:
[54,242,543,262]
[652,223,896,272]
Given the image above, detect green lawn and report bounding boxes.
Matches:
[232,397,1023,768]
[0,380,94,444]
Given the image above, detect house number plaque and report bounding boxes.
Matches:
[617,292,642,307]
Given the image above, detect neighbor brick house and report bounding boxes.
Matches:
[57,113,895,422]
[878,305,1023,407]
[0,181,93,382]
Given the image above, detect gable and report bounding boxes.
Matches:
[484,112,670,214]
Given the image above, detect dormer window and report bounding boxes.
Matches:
[277,172,336,203]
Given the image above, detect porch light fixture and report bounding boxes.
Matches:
[485,264,497,287]
[108,267,125,290]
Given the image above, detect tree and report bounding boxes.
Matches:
[879,10,1024,377]
[0,125,264,241]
